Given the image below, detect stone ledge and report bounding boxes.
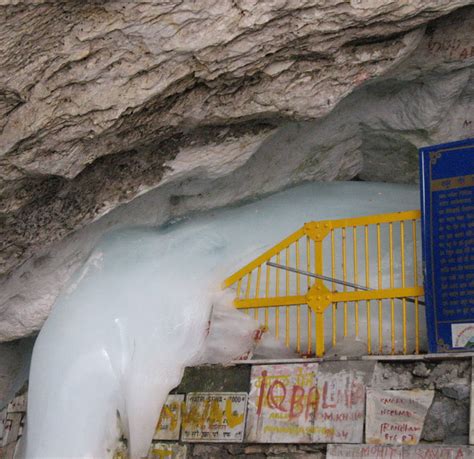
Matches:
[231,352,474,365]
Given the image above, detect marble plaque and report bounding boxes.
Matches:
[366,389,434,445]
[403,445,474,459]
[148,442,187,459]
[246,362,370,443]
[154,394,184,441]
[2,412,22,447]
[181,392,247,442]
[7,395,26,413]
[327,444,403,458]
[328,444,474,459]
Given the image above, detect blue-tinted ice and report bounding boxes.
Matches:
[25,182,421,458]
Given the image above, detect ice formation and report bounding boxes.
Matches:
[25,182,420,458]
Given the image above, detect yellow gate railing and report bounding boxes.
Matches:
[222,210,425,357]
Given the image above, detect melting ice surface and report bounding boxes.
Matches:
[26,182,420,458]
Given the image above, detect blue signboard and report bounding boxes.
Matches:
[420,138,474,353]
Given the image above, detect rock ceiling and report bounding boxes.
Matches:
[0,0,473,341]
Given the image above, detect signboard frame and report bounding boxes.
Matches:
[419,138,474,353]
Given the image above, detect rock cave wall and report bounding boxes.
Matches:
[0,1,473,344]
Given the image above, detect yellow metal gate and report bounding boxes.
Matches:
[222,210,425,357]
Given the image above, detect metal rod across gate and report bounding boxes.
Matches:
[266,261,426,306]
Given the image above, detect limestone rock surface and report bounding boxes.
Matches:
[1,1,474,340]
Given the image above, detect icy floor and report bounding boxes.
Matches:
[25,182,421,458]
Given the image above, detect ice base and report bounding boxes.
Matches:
[25,182,420,458]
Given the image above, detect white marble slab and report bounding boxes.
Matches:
[365,389,434,445]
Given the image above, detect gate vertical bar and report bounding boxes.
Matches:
[331,229,337,347]
[306,237,312,354]
[365,225,371,354]
[353,227,359,337]
[285,247,290,347]
[389,222,395,353]
[265,263,270,327]
[412,220,420,353]
[275,252,280,338]
[314,236,325,357]
[342,228,348,337]
[295,240,301,353]
[400,222,407,354]
[377,224,383,352]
